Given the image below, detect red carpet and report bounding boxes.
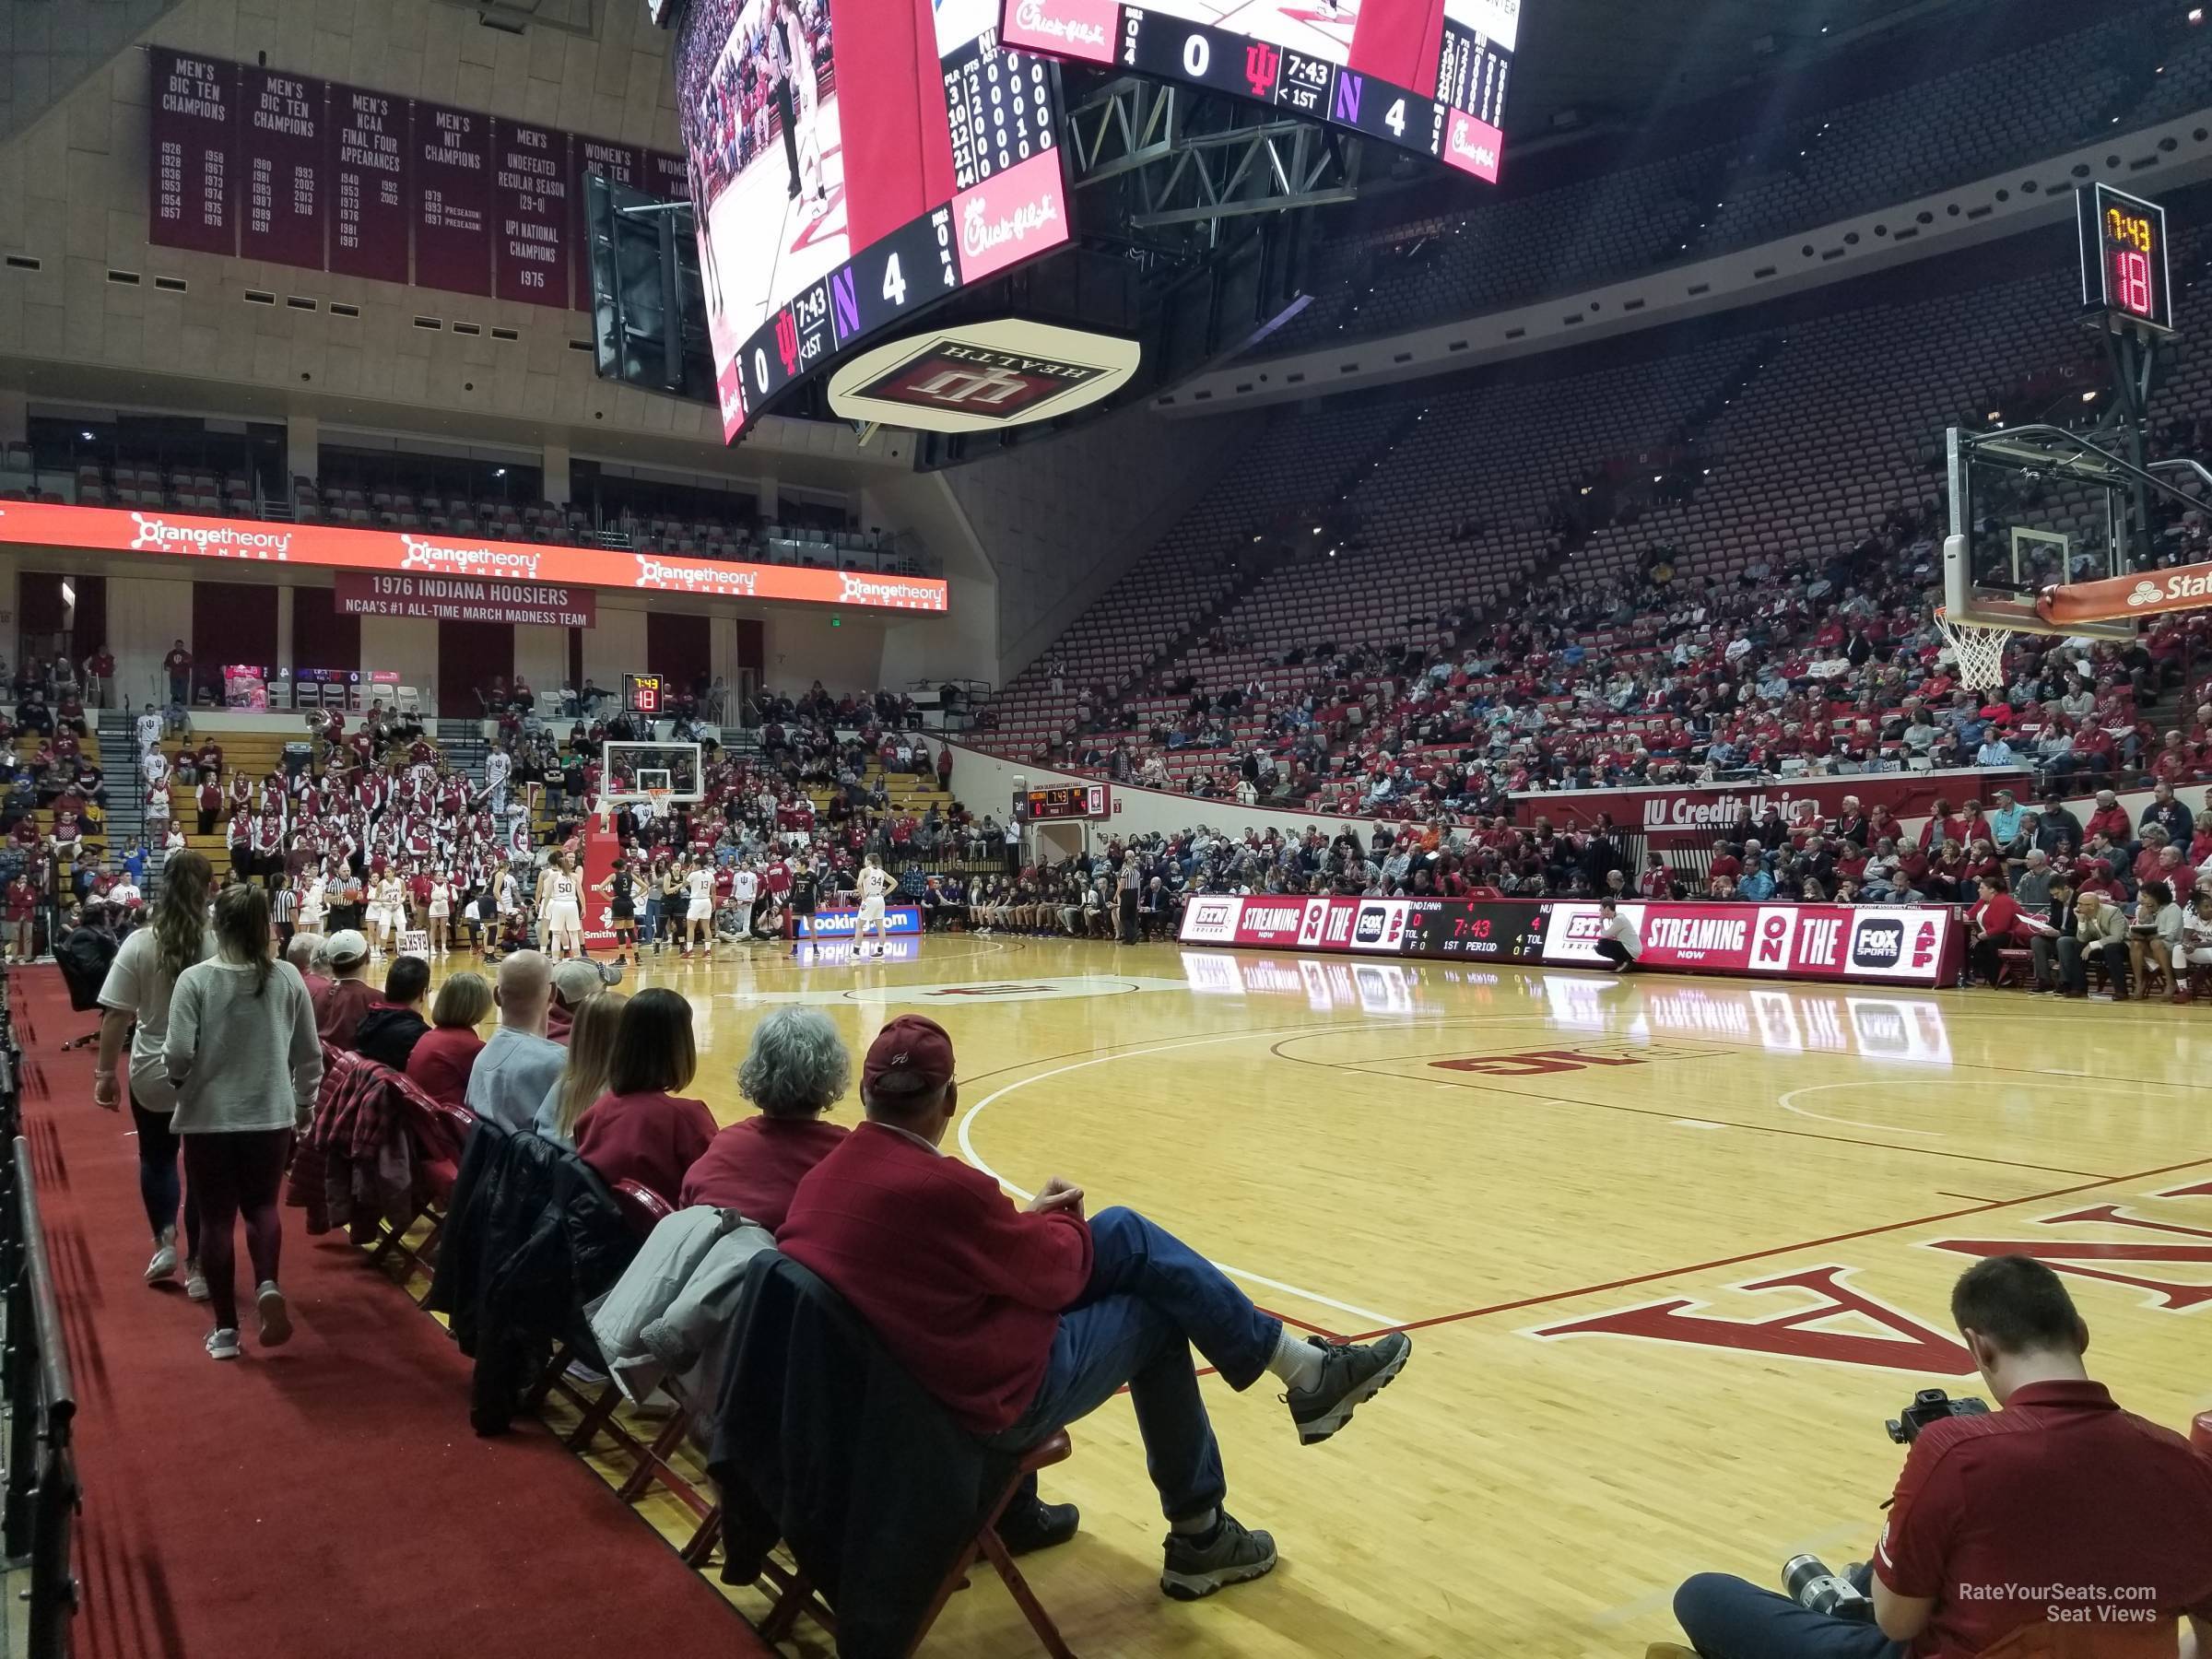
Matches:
[7,969,771,1659]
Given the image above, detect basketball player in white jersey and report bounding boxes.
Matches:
[683,856,718,959]
[538,848,587,960]
[731,860,761,941]
[854,853,896,959]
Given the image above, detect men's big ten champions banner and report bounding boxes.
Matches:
[0,500,947,614]
[1179,894,1961,987]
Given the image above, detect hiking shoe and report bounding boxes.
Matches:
[206,1327,241,1361]
[256,1282,293,1348]
[998,1497,1080,1558]
[184,1261,210,1302]
[145,1228,179,1283]
[1159,1512,1277,1600]
[1287,1332,1412,1445]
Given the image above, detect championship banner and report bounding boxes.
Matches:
[1513,771,2034,842]
[1177,894,1961,987]
[569,137,641,314]
[149,49,238,255]
[330,82,410,284]
[332,571,597,627]
[239,65,326,269]
[793,905,924,939]
[414,100,493,296]
[492,118,571,308]
[0,500,949,614]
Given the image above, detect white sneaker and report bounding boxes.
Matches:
[185,1261,209,1301]
[256,1281,293,1347]
[206,1327,241,1361]
[145,1227,179,1283]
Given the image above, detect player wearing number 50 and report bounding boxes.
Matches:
[775,1016,1416,1601]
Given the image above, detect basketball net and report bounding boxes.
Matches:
[1932,607,2014,693]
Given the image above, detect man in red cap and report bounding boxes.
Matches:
[777,1014,1413,1602]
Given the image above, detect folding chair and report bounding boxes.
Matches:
[751,1431,1077,1659]
[379,1095,477,1302]
[533,1180,674,1463]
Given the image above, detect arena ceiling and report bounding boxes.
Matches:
[1499,0,1993,143]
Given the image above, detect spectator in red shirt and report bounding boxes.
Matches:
[776,1016,1414,1601]
[312,929,378,1050]
[572,989,715,1202]
[405,971,491,1109]
[2082,789,2132,845]
[1964,875,2026,985]
[679,1007,849,1228]
[163,641,192,705]
[1673,1254,2212,1659]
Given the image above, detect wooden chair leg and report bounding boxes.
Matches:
[977,1527,1077,1659]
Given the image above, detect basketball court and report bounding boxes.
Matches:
[700,94,849,353]
[488,935,2212,1656]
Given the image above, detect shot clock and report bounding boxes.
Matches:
[2077,182,2172,334]
[622,672,664,716]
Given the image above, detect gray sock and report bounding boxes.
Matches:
[1263,1328,1325,1392]
[1170,1508,1218,1536]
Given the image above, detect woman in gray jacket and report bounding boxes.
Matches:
[165,883,324,1360]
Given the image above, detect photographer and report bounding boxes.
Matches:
[1671,1255,2212,1659]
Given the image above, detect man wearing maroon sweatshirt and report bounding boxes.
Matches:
[778,1016,1413,1603]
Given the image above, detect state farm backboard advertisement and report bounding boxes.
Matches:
[1180,894,1959,986]
[0,500,947,615]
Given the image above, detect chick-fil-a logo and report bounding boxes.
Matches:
[1004,0,1115,61]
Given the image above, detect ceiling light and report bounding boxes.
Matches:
[80,429,94,441]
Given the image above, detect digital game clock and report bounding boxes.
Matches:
[2077,182,2172,334]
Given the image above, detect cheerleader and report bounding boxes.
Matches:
[425,871,451,953]
[298,864,329,934]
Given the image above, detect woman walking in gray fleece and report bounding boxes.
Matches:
[165,883,323,1361]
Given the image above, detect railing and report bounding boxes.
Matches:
[0,976,80,1659]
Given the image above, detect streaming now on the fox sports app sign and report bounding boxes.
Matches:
[1179,895,1959,986]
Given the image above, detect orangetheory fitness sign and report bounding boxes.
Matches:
[0,500,950,614]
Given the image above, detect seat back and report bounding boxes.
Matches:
[611,1179,676,1236]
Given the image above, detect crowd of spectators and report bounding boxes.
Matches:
[1030,501,2212,833]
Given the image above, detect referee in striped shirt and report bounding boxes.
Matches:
[271,877,298,951]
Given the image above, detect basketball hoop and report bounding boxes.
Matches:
[642,786,673,818]
[1932,606,2016,693]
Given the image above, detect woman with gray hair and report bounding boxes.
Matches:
[286,932,331,1000]
[677,1007,850,1227]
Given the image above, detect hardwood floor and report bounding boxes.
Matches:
[500,932,2212,1658]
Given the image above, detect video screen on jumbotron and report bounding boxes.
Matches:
[674,0,1072,440]
[1004,0,1515,180]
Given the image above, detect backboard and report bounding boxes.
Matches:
[601,739,704,809]
[1942,423,2137,641]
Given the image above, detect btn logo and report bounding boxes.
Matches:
[1851,918,1903,968]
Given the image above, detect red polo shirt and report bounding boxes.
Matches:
[1874,1380,2212,1657]
[777,1122,1092,1434]
[573,1088,716,1203]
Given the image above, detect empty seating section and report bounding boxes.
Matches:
[979,404,1407,757]
[975,336,1752,773]
[1265,1,2197,355]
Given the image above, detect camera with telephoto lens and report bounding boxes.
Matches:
[1782,1555,1874,1622]
[1886,1387,1991,1445]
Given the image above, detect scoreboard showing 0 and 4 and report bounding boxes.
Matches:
[2078,182,2172,333]
[1018,784,1111,820]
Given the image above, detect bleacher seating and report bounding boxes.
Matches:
[1263,0,2206,356]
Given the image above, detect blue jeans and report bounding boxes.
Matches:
[1674,1571,1904,1659]
[983,1206,1282,1523]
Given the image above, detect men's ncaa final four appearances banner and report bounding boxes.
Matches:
[1178,895,1962,987]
